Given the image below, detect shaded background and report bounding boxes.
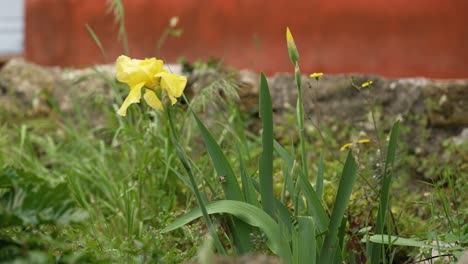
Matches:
[25,0,468,78]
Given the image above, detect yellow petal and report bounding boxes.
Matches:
[357,139,370,144]
[361,81,373,88]
[117,82,145,116]
[116,55,164,87]
[310,72,324,79]
[286,27,295,45]
[340,143,353,152]
[155,71,187,105]
[143,89,163,110]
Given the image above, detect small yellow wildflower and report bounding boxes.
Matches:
[340,138,371,152]
[357,139,370,144]
[286,27,299,65]
[340,143,353,152]
[115,55,187,116]
[310,72,324,80]
[361,80,373,88]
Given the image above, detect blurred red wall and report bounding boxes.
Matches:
[25,0,468,78]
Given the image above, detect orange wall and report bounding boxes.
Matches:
[26,0,468,78]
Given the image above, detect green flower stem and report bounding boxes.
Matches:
[165,106,226,255]
[295,64,308,179]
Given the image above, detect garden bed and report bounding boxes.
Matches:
[0,58,466,263]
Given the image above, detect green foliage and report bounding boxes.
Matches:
[191,110,253,254]
[319,151,358,263]
[292,216,316,264]
[370,121,400,262]
[0,166,89,262]
[162,200,292,261]
[166,67,361,263]
[0,166,88,228]
[167,107,227,255]
[258,73,275,219]
[0,79,200,262]
[368,235,464,251]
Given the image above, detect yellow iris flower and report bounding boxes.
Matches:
[115,55,187,116]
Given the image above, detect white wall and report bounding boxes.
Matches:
[0,0,24,55]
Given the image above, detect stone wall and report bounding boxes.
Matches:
[1,59,466,171]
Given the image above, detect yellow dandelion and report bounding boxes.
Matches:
[340,143,354,152]
[361,80,373,88]
[340,138,371,152]
[310,72,324,80]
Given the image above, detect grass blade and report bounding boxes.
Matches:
[237,145,260,207]
[298,170,329,234]
[319,151,357,263]
[274,140,297,209]
[274,139,328,232]
[292,216,316,264]
[316,153,324,199]
[258,72,275,218]
[162,200,293,262]
[191,112,253,253]
[192,113,243,201]
[333,217,347,263]
[107,0,129,55]
[367,235,462,251]
[370,121,400,263]
[273,140,294,166]
[275,198,294,241]
[85,24,107,61]
[167,109,226,254]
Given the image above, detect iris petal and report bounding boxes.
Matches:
[155,71,187,105]
[117,82,145,116]
[143,89,163,110]
[116,55,164,87]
